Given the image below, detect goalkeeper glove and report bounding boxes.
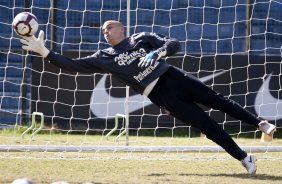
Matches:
[20,30,50,57]
[138,50,167,68]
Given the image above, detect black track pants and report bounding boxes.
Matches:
[148,66,261,160]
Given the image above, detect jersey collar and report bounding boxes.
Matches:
[113,38,130,51]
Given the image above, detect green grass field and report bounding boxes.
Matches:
[1,133,282,183]
[1,153,282,184]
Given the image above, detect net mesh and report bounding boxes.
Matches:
[0,0,281,159]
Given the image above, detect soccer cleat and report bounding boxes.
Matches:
[241,155,257,175]
[258,120,276,135]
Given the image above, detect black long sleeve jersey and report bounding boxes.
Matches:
[46,32,181,94]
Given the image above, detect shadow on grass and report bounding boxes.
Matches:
[148,173,282,181]
[178,173,282,181]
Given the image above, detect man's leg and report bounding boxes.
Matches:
[183,73,276,134]
[160,67,260,126]
[148,68,256,174]
[167,99,247,161]
[163,98,256,174]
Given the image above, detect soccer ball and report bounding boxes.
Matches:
[12,12,38,37]
[11,178,33,184]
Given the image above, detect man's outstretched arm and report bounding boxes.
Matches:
[20,30,104,73]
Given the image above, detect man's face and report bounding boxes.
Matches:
[102,21,124,46]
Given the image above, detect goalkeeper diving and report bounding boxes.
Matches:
[19,20,276,175]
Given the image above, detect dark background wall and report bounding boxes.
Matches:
[31,54,282,131]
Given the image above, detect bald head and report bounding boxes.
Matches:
[102,20,125,46]
[102,20,123,30]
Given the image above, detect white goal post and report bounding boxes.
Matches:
[0,0,282,159]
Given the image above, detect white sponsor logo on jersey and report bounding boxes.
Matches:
[114,48,146,66]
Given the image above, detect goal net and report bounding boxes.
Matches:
[0,0,281,160]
